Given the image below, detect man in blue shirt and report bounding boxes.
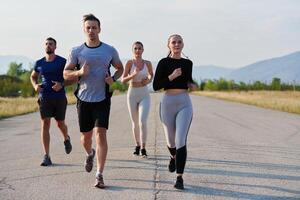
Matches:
[30,37,72,166]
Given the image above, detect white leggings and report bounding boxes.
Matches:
[127,86,150,145]
[159,92,193,149]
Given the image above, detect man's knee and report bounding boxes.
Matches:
[95,128,107,141]
[56,120,66,129]
[41,118,51,129]
[81,131,93,142]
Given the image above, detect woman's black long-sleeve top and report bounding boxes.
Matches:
[153,57,194,91]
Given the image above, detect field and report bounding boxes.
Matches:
[194,91,300,115]
[0,93,77,119]
[0,91,126,119]
[1,91,300,119]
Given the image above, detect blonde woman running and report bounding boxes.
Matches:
[153,34,197,190]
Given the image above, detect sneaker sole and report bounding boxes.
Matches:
[40,163,52,166]
[174,182,184,190]
[94,184,106,189]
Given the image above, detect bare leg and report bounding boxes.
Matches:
[41,118,51,155]
[94,127,108,173]
[56,120,68,140]
[81,131,93,154]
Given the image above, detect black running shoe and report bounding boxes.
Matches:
[94,174,105,189]
[40,154,52,166]
[174,176,184,190]
[64,136,72,154]
[85,148,95,172]
[133,146,140,156]
[141,149,147,158]
[168,156,176,172]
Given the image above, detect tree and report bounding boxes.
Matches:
[0,75,22,96]
[204,80,218,91]
[251,81,265,90]
[6,62,24,77]
[271,77,281,91]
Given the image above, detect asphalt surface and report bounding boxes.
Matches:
[1,93,300,200]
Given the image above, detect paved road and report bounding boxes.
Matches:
[1,93,300,200]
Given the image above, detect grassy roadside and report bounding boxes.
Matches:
[0,93,77,119]
[194,91,300,115]
[2,91,300,119]
[0,91,126,120]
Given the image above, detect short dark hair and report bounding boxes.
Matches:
[83,14,100,27]
[46,37,56,45]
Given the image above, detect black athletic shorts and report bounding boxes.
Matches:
[38,97,67,121]
[77,98,111,132]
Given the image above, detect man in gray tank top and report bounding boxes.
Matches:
[64,14,123,189]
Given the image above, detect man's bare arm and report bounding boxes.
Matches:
[64,62,89,81]
[30,70,42,93]
[112,61,124,81]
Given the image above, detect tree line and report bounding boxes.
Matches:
[0,62,299,97]
[198,78,300,91]
[0,62,128,97]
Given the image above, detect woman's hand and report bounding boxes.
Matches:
[141,77,150,86]
[132,67,140,77]
[168,68,182,81]
[188,83,198,91]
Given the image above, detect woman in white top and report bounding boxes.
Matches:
[122,41,153,157]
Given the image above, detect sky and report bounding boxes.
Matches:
[0,0,299,68]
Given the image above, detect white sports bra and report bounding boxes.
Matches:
[130,61,148,82]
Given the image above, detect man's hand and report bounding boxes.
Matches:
[34,84,43,93]
[52,81,63,92]
[78,62,89,77]
[105,73,114,85]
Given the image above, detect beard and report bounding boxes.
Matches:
[46,49,54,54]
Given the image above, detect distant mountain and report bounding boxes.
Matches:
[227,51,300,83]
[0,55,34,75]
[192,65,233,82]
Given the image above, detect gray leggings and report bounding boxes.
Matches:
[127,86,150,145]
[160,92,193,149]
